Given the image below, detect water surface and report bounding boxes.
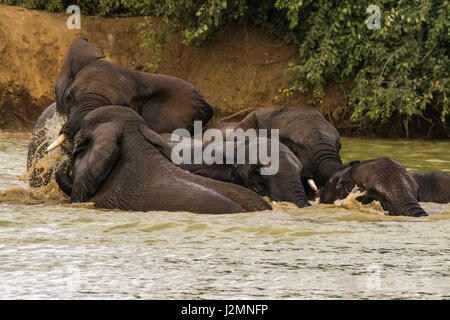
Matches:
[0,132,449,299]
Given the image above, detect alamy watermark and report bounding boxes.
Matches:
[66,4,381,31]
[366,5,381,30]
[66,5,81,30]
[366,264,382,290]
[170,121,280,176]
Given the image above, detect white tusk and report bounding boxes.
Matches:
[46,134,66,152]
[307,179,318,191]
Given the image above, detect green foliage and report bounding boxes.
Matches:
[0,0,154,15]
[138,17,171,71]
[141,0,450,128]
[137,0,247,69]
[1,0,62,11]
[3,0,449,130]
[279,0,449,126]
[139,0,248,45]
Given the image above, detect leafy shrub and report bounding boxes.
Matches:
[0,0,154,15]
[143,0,450,134]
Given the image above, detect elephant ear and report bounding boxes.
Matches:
[334,166,357,199]
[236,111,259,131]
[138,124,173,160]
[343,160,361,168]
[132,72,213,134]
[55,38,105,113]
[71,122,122,203]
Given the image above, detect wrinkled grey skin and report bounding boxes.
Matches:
[28,37,213,188]
[202,121,239,137]
[235,106,343,197]
[319,157,428,217]
[144,132,310,208]
[55,106,271,214]
[56,38,212,138]
[412,171,450,203]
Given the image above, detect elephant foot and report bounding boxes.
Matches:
[410,210,428,217]
[394,207,428,217]
[295,201,312,208]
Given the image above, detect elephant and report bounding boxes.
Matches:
[55,106,272,214]
[411,171,450,203]
[26,103,72,188]
[55,38,212,137]
[319,157,428,217]
[143,131,311,208]
[28,37,213,187]
[202,121,239,137]
[234,106,343,197]
[27,102,57,187]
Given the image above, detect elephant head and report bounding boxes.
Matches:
[49,37,213,149]
[55,106,271,214]
[236,106,343,191]
[319,157,428,217]
[142,130,311,208]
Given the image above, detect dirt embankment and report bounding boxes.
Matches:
[0,5,445,138]
[0,5,349,131]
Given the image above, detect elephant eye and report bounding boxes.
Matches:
[336,180,354,198]
[75,136,89,146]
[65,92,74,105]
[73,136,90,155]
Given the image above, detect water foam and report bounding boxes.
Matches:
[0,110,70,204]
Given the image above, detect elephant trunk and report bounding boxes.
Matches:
[381,182,427,217]
[268,176,311,208]
[392,199,428,217]
[315,158,343,186]
[309,146,343,186]
[289,183,311,208]
[299,134,343,187]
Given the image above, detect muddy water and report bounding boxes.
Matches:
[0,132,449,299]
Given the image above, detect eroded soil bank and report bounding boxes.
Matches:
[0,5,446,138]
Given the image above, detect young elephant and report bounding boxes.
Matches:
[55,106,271,214]
[412,171,450,203]
[319,157,428,217]
[141,132,311,208]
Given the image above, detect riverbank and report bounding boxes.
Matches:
[0,5,447,138]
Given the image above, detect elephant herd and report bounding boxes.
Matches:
[26,38,450,217]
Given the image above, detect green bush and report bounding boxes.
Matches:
[279,0,449,128]
[0,0,154,15]
[2,0,449,133]
[145,0,449,129]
